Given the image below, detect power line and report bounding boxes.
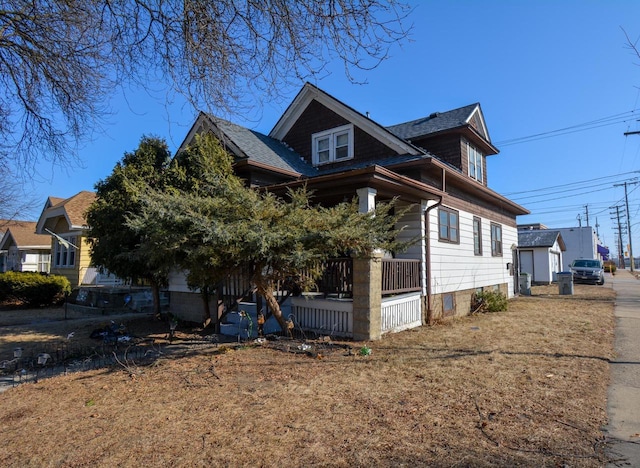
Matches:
[503,171,640,196]
[495,109,640,147]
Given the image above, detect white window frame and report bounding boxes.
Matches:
[438,207,459,244]
[468,143,484,183]
[491,223,502,257]
[312,124,354,166]
[473,216,482,256]
[53,235,77,268]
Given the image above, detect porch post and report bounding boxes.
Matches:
[352,252,383,341]
[356,187,377,213]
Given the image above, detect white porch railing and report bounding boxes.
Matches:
[290,296,353,337]
[381,292,422,334]
[81,267,127,286]
[290,291,423,338]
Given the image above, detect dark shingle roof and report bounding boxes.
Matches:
[386,103,479,141]
[518,230,562,248]
[315,153,431,175]
[211,118,317,176]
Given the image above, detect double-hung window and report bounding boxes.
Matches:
[312,125,354,165]
[438,207,459,243]
[468,143,483,183]
[473,217,482,255]
[54,236,77,268]
[490,223,502,256]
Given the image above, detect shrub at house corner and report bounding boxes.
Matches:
[0,271,71,307]
[126,133,412,330]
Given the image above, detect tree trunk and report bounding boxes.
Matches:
[256,281,288,334]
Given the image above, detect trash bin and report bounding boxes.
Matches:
[557,272,573,295]
[519,272,531,296]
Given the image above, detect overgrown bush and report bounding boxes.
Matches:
[471,290,508,313]
[0,272,71,307]
[604,261,616,274]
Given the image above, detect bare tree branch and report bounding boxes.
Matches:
[1,0,412,182]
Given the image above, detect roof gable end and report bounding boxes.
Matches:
[269,82,422,156]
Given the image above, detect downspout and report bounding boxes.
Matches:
[425,166,445,325]
[425,196,442,325]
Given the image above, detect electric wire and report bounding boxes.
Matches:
[495,109,640,147]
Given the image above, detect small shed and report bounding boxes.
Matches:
[517,230,566,284]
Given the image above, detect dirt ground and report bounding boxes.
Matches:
[0,282,617,467]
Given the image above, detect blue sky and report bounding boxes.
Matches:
[25,0,640,255]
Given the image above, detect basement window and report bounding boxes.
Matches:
[443,293,455,317]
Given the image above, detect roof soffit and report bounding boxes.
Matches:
[269,83,422,156]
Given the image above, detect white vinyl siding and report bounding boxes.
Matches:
[428,209,517,299]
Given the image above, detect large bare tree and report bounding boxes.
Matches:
[1,0,411,177]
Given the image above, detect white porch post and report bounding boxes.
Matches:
[356,187,377,213]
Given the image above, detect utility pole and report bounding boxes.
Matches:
[614,181,638,272]
[611,205,626,269]
[584,205,589,227]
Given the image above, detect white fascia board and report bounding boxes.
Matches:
[177,112,210,153]
[36,206,67,234]
[466,105,490,142]
[179,113,247,160]
[270,84,421,156]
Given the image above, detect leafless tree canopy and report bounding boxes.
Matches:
[0,0,411,175]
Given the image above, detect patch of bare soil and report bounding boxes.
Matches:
[0,283,616,467]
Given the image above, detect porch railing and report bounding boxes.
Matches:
[381,258,421,295]
[217,257,422,305]
[313,257,353,297]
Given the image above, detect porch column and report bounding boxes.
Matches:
[356,187,377,213]
[352,252,383,341]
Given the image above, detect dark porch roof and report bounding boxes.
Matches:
[264,165,445,205]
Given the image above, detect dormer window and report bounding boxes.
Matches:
[468,143,483,183]
[312,124,354,165]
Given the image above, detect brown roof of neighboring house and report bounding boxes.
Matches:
[35,191,97,234]
[60,191,96,227]
[49,191,97,228]
[2,221,50,248]
[2,221,51,248]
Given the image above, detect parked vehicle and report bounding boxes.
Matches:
[569,259,605,285]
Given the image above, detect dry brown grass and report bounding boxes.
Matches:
[0,283,616,467]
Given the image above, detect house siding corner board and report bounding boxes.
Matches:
[428,208,517,308]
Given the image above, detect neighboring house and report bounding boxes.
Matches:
[0,221,51,273]
[35,191,123,287]
[517,229,565,284]
[518,224,606,272]
[172,83,529,339]
[556,226,604,270]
